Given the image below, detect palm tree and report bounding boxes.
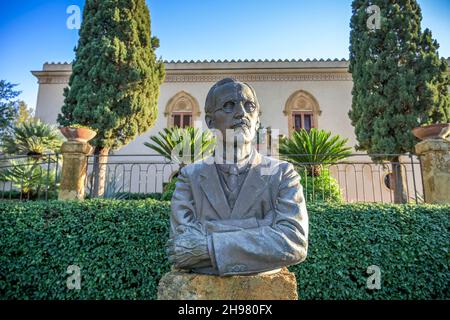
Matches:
[279,128,352,176]
[144,127,216,168]
[0,119,63,198]
[2,119,63,158]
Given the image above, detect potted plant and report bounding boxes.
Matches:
[412,122,450,141]
[59,124,97,143]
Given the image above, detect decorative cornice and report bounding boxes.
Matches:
[32,57,450,84]
[31,71,71,84]
[165,72,353,82]
[163,58,349,64]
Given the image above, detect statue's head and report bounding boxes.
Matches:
[205,78,260,144]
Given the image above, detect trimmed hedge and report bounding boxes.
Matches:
[0,200,448,299]
[0,199,170,300]
[290,203,449,299]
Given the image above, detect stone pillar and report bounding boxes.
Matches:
[157,268,298,300]
[415,139,450,204]
[58,141,93,200]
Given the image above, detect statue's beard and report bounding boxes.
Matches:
[232,126,254,144]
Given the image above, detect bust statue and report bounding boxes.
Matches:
[166,78,308,276]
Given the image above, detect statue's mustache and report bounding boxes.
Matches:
[231,119,251,129]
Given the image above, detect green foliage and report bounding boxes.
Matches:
[0,159,59,198]
[0,190,22,200]
[349,0,450,158]
[102,173,126,199]
[0,199,171,299]
[161,178,178,201]
[57,0,165,151]
[0,200,448,299]
[0,119,62,198]
[144,127,216,166]
[1,119,63,157]
[0,80,21,140]
[15,101,34,126]
[84,192,162,201]
[62,124,94,130]
[297,168,343,202]
[280,128,352,176]
[116,192,162,201]
[289,203,449,299]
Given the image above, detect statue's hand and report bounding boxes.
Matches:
[166,226,211,269]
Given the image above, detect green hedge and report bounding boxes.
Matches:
[0,200,448,299]
[0,199,171,299]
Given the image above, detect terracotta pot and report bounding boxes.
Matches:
[60,127,97,143]
[412,123,450,141]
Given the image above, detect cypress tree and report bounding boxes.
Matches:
[58,0,165,196]
[349,0,449,203]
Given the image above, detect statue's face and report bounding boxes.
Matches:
[208,82,259,144]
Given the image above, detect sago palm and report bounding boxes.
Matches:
[0,159,58,198]
[2,119,63,158]
[144,127,216,168]
[279,128,352,176]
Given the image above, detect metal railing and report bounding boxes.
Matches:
[293,155,423,203]
[84,153,423,203]
[0,154,61,201]
[85,154,179,198]
[0,153,424,203]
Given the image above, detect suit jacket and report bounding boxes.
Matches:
[170,150,309,276]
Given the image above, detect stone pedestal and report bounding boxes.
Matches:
[58,140,93,201]
[415,139,450,204]
[157,268,298,300]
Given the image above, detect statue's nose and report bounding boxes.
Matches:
[234,101,246,117]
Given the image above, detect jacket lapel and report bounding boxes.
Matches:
[199,159,232,219]
[230,152,268,219]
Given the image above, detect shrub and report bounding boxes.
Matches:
[144,127,216,166]
[279,128,352,176]
[0,200,448,299]
[161,178,177,201]
[0,199,171,299]
[115,193,163,201]
[297,168,343,202]
[289,203,449,299]
[0,159,59,199]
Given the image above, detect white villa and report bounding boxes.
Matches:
[31,58,450,201]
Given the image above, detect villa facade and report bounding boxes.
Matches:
[31,59,450,201]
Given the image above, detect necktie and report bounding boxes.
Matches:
[228,165,239,192]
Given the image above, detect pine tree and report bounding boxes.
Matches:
[0,80,21,141]
[349,0,450,203]
[15,101,34,125]
[58,0,165,196]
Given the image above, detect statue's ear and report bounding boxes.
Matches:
[205,115,214,129]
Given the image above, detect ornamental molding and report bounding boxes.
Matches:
[164,72,353,83]
[31,70,353,84]
[36,76,71,84]
[31,71,71,84]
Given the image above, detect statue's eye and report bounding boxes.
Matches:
[244,101,256,112]
[223,101,235,112]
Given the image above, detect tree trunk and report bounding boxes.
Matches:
[308,164,323,177]
[391,156,408,204]
[92,147,109,198]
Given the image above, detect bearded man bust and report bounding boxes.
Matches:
[166,78,309,276]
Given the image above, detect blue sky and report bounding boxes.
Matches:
[1,0,449,110]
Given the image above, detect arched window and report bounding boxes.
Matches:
[283,90,321,136]
[164,91,201,128]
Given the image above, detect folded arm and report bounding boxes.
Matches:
[210,163,309,275]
